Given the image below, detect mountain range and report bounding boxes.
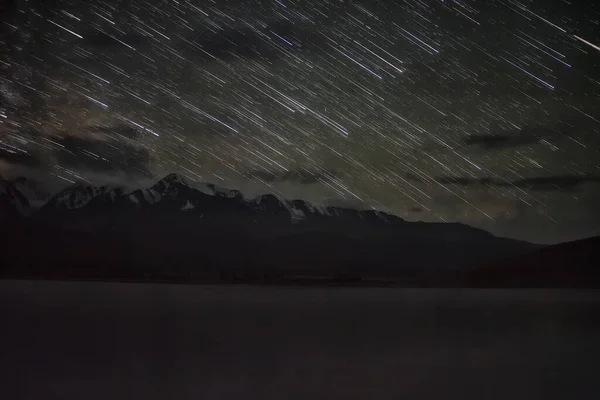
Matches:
[1,173,597,287]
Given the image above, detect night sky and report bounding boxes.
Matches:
[1,0,600,244]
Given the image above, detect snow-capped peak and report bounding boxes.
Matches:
[2,174,388,226]
[181,200,195,211]
[151,173,189,193]
[0,177,50,215]
[50,184,123,210]
[157,173,189,187]
[195,182,244,199]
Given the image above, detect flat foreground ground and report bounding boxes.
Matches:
[1,280,599,399]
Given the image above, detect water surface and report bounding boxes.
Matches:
[1,281,599,399]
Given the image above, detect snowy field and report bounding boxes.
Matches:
[1,280,600,399]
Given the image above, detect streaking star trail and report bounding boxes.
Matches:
[1,0,600,244]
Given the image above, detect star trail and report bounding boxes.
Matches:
[1,0,600,243]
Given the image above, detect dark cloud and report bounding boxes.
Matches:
[84,20,307,64]
[435,176,494,186]
[0,147,41,167]
[55,136,151,177]
[462,125,557,150]
[249,168,337,184]
[184,20,312,63]
[463,134,540,150]
[184,29,274,63]
[512,176,600,191]
[433,175,600,192]
[463,122,570,150]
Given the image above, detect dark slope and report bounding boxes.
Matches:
[453,236,600,288]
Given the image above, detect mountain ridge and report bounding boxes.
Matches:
[3,172,485,234]
[1,173,547,286]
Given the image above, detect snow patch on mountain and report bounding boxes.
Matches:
[196,182,245,200]
[1,173,389,225]
[1,177,50,215]
[51,185,122,210]
[288,206,305,222]
[144,188,162,204]
[181,201,195,211]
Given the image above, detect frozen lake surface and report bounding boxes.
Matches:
[1,280,599,399]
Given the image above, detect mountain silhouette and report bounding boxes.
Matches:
[0,173,557,286]
[454,236,600,288]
